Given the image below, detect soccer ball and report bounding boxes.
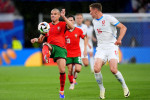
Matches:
[38,22,50,34]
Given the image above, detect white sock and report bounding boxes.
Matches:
[90,56,94,72]
[115,71,127,88]
[72,65,75,75]
[94,72,105,90]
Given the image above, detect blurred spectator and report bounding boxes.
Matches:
[130,37,137,47]
[131,0,149,13]
[12,36,22,50]
[3,43,8,49]
[0,0,15,13]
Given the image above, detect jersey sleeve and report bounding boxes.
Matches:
[108,15,120,26]
[79,28,85,39]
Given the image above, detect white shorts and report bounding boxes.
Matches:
[94,44,119,63]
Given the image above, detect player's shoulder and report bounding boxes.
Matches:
[82,24,87,27]
[103,14,116,19]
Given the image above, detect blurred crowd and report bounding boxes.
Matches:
[132,0,150,13]
[0,0,15,13]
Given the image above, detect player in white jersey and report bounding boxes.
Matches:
[89,3,130,99]
[84,19,97,73]
[74,13,89,66]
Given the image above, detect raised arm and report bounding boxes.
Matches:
[31,34,45,44]
[115,23,127,45]
[60,9,75,30]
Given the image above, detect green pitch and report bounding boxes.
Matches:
[0,64,150,100]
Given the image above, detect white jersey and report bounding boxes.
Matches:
[92,14,120,47]
[74,24,87,51]
[87,25,94,45]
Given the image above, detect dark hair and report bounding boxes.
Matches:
[67,15,75,21]
[75,13,83,17]
[89,3,102,11]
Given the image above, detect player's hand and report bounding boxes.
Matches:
[83,50,87,57]
[88,44,92,49]
[115,39,122,45]
[60,9,65,18]
[31,38,38,43]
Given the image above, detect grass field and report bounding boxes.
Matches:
[0,64,150,100]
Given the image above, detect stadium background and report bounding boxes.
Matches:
[0,0,150,100]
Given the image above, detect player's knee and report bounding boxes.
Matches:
[75,67,81,73]
[110,67,117,74]
[83,61,89,67]
[94,65,100,73]
[89,53,93,57]
[59,67,65,73]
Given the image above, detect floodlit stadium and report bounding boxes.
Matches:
[0,0,150,100]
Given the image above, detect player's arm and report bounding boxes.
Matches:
[115,23,127,45]
[83,35,88,56]
[60,9,75,30]
[92,36,97,42]
[31,34,45,44]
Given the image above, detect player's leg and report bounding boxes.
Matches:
[94,58,105,99]
[82,58,89,66]
[87,44,94,73]
[81,49,89,67]
[109,59,130,97]
[89,52,94,73]
[54,46,67,98]
[57,58,66,98]
[67,64,74,90]
[42,42,52,63]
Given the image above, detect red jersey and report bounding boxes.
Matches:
[45,21,66,49]
[65,27,85,57]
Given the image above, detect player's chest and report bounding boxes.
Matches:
[94,20,110,30]
[65,32,79,40]
[49,25,62,34]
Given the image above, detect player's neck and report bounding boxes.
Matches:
[77,23,82,26]
[52,20,59,25]
[96,12,103,20]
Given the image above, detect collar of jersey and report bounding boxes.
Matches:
[76,24,82,27]
[96,16,103,21]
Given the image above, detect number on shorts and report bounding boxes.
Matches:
[78,57,82,63]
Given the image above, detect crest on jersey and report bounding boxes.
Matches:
[102,20,105,26]
[57,26,60,31]
[75,34,78,38]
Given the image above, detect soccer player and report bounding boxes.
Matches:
[84,19,97,73]
[89,3,130,99]
[65,15,88,90]
[30,8,74,99]
[74,13,89,66]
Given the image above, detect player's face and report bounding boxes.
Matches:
[90,7,97,18]
[51,10,60,22]
[85,20,91,26]
[75,15,83,25]
[67,17,75,29]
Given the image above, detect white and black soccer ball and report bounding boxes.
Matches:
[38,22,50,34]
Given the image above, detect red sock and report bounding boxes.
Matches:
[60,73,66,91]
[42,45,50,62]
[68,75,73,84]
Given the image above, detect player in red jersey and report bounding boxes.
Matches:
[65,15,88,90]
[31,8,74,99]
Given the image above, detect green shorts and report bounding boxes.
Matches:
[50,44,67,62]
[66,57,82,65]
